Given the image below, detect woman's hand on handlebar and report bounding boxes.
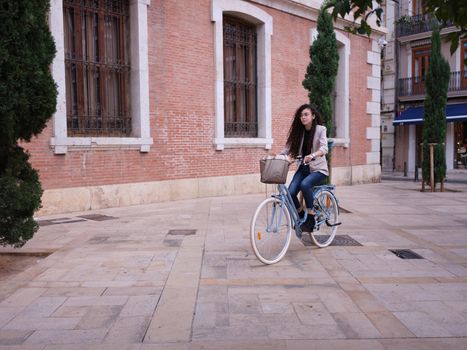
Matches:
[303,153,316,165]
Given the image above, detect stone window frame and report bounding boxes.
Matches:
[49,0,153,154]
[211,0,273,150]
[310,28,350,147]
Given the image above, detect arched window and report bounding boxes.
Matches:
[211,0,273,150]
[223,16,257,137]
[49,0,152,154]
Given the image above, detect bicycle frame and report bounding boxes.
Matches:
[312,185,338,228]
[270,184,338,236]
[272,184,306,237]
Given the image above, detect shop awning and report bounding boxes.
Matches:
[393,103,467,126]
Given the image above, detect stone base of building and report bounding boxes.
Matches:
[38,164,381,215]
[331,164,381,185]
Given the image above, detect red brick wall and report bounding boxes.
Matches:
[24,1,374,190]
[348,36,373,166]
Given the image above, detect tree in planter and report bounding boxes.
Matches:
[421,28,450,191]
[0,0,57,247]
[302,4,339,176]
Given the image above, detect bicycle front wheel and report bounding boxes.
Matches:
[250,197,292,264]
[310,190,339,248]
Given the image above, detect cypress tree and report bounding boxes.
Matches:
[303,5,339,135]
[302,4,339,179]
[421,28,450,189]
[0,0,57,246]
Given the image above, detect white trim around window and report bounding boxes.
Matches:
[211,0,273,150]
[309,28,350,148]
[48,0,153,154]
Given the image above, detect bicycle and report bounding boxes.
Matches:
[250,157,341,265]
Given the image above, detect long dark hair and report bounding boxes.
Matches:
[285,104,323,158]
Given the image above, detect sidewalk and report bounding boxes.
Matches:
[1,178,467,349]
[382,168,467,184]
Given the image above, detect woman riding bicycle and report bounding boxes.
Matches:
[282,104,329,232]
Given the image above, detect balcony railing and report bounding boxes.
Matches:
[399,71,467,97]
[396,14,453,37]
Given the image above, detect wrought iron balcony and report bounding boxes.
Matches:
[398,71,467,98]
[396,14,453,37]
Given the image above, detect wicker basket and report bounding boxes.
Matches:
[260,155,289,184]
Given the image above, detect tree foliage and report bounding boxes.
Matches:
[302,5,339,183]
[325,0,384,36]
[302,6,339,136]
[425,0,467,54]
[0,0,57,246]
[325,0,466,56]
[421,29,450,186]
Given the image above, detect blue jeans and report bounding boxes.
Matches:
[288,164,327,210]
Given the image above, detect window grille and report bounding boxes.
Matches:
[63,0,131,136]
[223,16,258,137]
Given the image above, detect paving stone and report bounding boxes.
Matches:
[44,344,141,350]
[0,179,466,348]
[42,287,105,297]
[104,316,150,343]
[293,302,336,326]
[62,296,128,307]
[0,330,33,345]
[0,288,46,308]
[120,295,159,317]
[332,312,382,338]
[19,297,66,317]
[3,316,81,331]
[393,311,452,337]
[75,305,122,330]
[24,329,108,345]
[285,339,385,350]
[0,307,21,328]
[102,287,162,296]
[366,311,414,338]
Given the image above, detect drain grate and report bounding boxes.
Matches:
[37,217,87,226]
[37,214,116,226]
[167,229,197,236]
[389,249,424,259]
[78,214,117,221]
[301,234,362,246]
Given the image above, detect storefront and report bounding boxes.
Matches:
[393,102,467,171]
[455,120,467,168]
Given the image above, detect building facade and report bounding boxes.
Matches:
[26,0,384,215]
[382,0,467,173]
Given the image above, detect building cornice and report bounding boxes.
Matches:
[248,0,387,36]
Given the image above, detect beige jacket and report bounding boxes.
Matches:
[283,125,329,176]
[304,125,329,176]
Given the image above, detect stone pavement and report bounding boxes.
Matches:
[1,175,467,349]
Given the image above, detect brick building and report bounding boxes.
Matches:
[381,0,467,173]
[27,0,384,215]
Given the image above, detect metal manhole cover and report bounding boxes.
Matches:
[78,214,117,221]
[301,234,362,246]
[389,249,424,259]
[167,229,197,236]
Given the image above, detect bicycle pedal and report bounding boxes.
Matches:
[325,221,342,227]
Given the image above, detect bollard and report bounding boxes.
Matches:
[403,162,407,177]
[414,166,418,182]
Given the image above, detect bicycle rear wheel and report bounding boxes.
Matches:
[250,197,292,264]
[310,190,338,248]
